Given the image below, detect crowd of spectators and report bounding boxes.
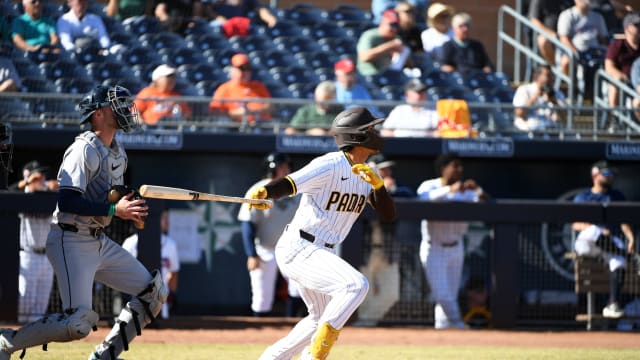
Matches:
[1,0,639,134]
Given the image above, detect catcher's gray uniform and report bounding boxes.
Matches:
[0,85,167,360]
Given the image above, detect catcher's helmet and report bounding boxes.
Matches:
[331,107,385,151]
[264,152,291,177]
[78,85,140,133]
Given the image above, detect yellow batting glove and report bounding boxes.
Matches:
[351,164,384,190]
[248,186,272,210]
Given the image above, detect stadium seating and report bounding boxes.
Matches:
[178,63,228,84]
[54,78,95,94]
[195,80,224,97]
[229,34,273,53]
[123,16,162,36]
[39,60,89,81]
[132,63,163,83]
[304,22,352,42]
[101,78,145,95]
[278,4,327,26]
[160,47,206,67]
[139,32,188,51]
[273,36,322,54]
[249,49,297,69]
[186,33,231,52]
[86,61,136,82]
[270,65,319,86]
[287,82,315,99]
[265,20,305,38]
[117,45,156,66]
[20,77,56,93]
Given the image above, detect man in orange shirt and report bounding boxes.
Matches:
[209,53,271,123]
[135,64,191,126]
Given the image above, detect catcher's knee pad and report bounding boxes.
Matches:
[138,269,168,319]
[309,322,340,360]
[0,307,98,355]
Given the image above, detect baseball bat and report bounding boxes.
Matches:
[138,185,273,207]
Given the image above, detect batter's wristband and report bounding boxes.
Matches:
[108,204,116,216]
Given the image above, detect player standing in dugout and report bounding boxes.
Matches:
[249,107,396,359]
[0,85,167,360]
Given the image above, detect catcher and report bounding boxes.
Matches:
[0,85,167,360]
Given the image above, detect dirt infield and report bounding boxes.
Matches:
[73,317,639,349]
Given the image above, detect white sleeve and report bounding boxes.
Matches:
[417,179,451,201]
[57,140,99,193]
[164,238,180,272]
[288,156,335,196]
[121,235,138,258]
[512,85,528,107]
[382,107,400,129]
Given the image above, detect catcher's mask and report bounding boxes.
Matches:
[78,85,140,133]
[331,107,385,151]
[0,122,13,174]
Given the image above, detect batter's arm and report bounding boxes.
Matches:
[263,176,296,199]
[369,187,396,223]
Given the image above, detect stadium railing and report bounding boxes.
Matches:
[593,69,640,133]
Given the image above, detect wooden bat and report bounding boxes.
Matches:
[139,185,273,207]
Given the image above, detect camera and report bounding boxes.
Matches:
[541,85,554,97]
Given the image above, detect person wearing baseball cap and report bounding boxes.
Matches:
[573,160,635,319]
[440,12,493,77]
[604,11,640,129]
[356,9,407,75]
[421,2,455,59]
[381,78,439,137]
[209,52,272,123]
[134,64,191,126]
[333,58,383,117]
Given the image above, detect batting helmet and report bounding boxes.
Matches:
[78,85,140,133]
[264,152,291,177]
[331,107,385,151]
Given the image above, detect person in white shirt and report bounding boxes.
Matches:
[421,2,455,60]
[417,153,487,329]
[382,78,439,137]
[57,0,111,52]
[512,64,566,131]
[122,210,180,319]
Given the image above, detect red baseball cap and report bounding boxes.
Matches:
[231,53,250,68]
[382,9,399,23]
[334,58,355,73]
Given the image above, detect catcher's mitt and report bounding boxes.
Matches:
[108,185,146,229]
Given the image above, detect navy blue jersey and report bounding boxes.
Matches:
[574,188,626,234]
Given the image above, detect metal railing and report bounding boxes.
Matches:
[593,69,640,133]
[497,5,576,127]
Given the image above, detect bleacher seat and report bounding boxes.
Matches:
[123,16,162,36]
[273,36,321,55]
[293,51,337,70]
[380,85,405,101]
[86,61,136,82]
[490,87,516,103]
[339,21,374,42]
[287,82,315,99]
[0,1,20,19]
[117,45,155,66]
[12,58,46,81]
[186,33,231,52]
[160,47,206,67]
[101,78,145,94]
[411,52,437,74]
[278,5,327,26]
[27,48,70,64]
[132,63,162,83]
[139,32,188,51]
[101,14,127,35]
[173,78,199,97]
[330,5,372,22]
[270,65,319,86]
[250,49,297,69]
[317,37,356,58]
[183,18,217,37]
[177,63,228,84]
[39,60,89,81]
[72,45,115,65]
[266,20,305,38]
[422,70,464,88]
[54,78,95,94]
[366,69,408,88]
[464,71,504,90]
[0,98,32,119]
[109,30,140,48]
[195,80,223,97]
[203,48,237,68]
[41,1,66,20]
[229,34,273,53]
[314,67,335,82]
[303,23,351,41]
[268,85,293,99]
[20,77,56,93]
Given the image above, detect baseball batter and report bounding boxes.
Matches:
[251,107,396,360]
[417,153,485,329]
[0,85,167,360]
[238,152,302,317]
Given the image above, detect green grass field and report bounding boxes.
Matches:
[16,344,640,360]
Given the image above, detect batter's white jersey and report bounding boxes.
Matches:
[287,151,374,246]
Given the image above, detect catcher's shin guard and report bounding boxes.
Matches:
[309,322,340,360]
[0,307,98,358]
[90,270,167,360]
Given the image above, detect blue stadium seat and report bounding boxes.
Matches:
[195,80,223,97]
[101,14,127,35]
[177,63,228,84]
[203,48,237,68]
[422,70,464,88]
[86,61,136,82]
[20,77,56,93]
[380,85,405,101]
[317,37,356,58]
[27,98,77,115]
[186,33,231,52]
[39,59,89,81]
[491,87,516,103]
[270,66,319,86]
[338,21,374,41]
[26,48,71,64]
[0,98,31,118]
[13,58,46,81]
[331,5,372,22]
[183,18,217,37]
[366,69,408,88]
[41,1,66,20]
[160,47,206,67]
[72,45,115,65]
[273,36,321,55]
[0,1,20,19]
[268,85,293,99]
[132,63,162,83]
[54,77,95,94]
[267,20,305,38]
[229,34,274,53]
[139,32,188,52]
[116,45,155,66]
[250,49,297,69]
[123,16,162,36]
[464,71,501,90]
[411,52,437,74]
[173,78,199,96]
[287,82,315,99]
[314,67,335,82]
[101,78,145,94]
[278,5,327,26]
[294,51,338,69]
[109,29,140,48]
[303,23,351,41]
